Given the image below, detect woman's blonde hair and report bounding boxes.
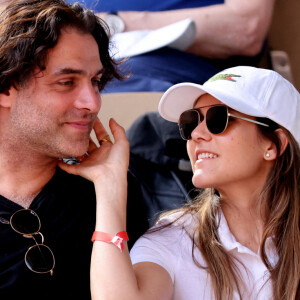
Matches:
[156,124,300,299]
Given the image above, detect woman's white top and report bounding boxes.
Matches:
[130,211,277,300]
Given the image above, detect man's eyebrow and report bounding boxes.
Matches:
[53,67,104,76]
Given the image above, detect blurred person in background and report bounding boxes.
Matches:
[69,0,275,92]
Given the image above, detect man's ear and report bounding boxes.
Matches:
[0,88,13,108]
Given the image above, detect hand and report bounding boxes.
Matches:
[58,117,129,186]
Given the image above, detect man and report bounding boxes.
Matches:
[0,0,147,298]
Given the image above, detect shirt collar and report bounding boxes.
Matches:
[217,210,277,261]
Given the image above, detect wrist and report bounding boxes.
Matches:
[94,193,127,232]
[91,231,129,252]
[104,11,125,34]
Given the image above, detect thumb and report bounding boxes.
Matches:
[57,160,80,176]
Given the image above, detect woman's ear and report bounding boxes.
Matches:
[275,128,289,156]
[264,128,289,160]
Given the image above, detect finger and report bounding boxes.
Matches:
[58,160,79,175]
[99,135,113,146]
[88,137,98,152]
[76,152,89,163]
[109,118,127,143]
[93,117,110,142]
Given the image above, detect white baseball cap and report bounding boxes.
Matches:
[158,66,300,146]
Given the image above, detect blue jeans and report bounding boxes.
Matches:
[104,47,221,93]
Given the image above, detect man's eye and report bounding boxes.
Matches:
[92,79,101,86]
[59,80,74,86]
[93,79,105,92]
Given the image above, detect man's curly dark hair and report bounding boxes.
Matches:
[0,0,123,93]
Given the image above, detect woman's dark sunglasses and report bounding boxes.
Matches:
[0,209,55,275]
[178,104,269,140]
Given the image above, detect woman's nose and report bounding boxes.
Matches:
[190,120,212,141]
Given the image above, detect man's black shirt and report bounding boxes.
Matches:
[0,168,148,299]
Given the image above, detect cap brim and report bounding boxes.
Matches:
[158,83,207,122]
[158,82,267,122]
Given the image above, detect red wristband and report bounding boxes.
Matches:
[91,231,129,252]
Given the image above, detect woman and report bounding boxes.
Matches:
[59,66,299,300]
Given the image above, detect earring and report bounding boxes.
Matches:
[265,152,270,158]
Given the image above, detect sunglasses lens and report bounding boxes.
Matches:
[206,106,228,134]
[179,110,200,140]
[10,209,40,235]
[25,244,55,274]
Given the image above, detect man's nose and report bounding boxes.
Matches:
[74,82,101,113]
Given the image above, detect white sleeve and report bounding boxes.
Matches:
[130,226,184,283]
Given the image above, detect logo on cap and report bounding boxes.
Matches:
[206,73,241,83]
